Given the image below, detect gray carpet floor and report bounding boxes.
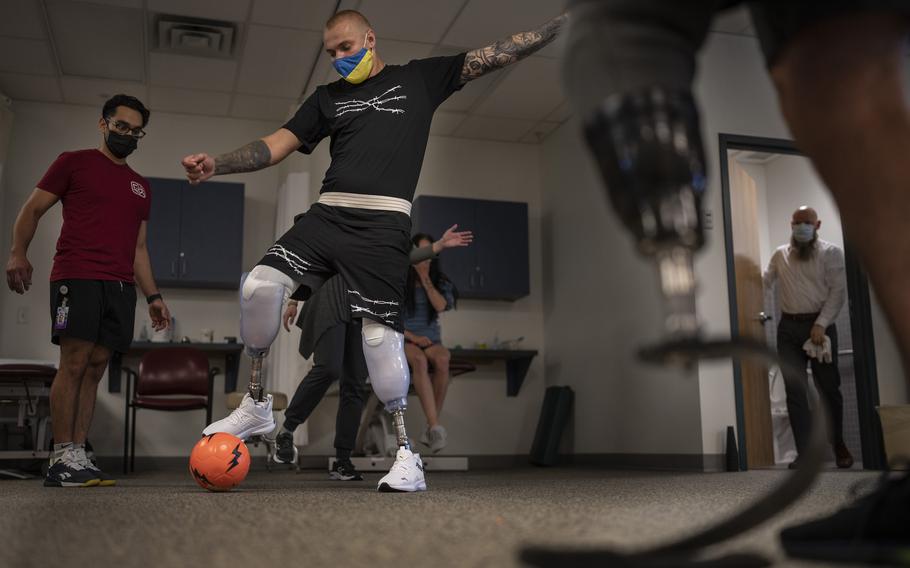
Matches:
[0,466,878,568]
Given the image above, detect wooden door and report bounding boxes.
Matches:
[728,157,776,467]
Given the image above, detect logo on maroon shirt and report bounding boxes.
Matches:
[131,181,146,198]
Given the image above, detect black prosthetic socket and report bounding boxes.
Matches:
[583,88,707,257]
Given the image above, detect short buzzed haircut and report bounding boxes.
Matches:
[325,10,371,31]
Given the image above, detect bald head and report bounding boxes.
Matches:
[792,206,819,225]
[323,10,376,61]
[326,10,371,34]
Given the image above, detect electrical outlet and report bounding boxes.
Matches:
[17,306,29,324]
[704,209,714,230]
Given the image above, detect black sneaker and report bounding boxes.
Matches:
[780,470,910,564]
[44,453,100,488]
[75,447,116,486]
[273,431,298,464]
[330,459,364,481]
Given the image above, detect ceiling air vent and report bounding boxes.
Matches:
[156,16,237,58]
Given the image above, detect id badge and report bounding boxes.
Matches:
[55,288,69,330]
[55,305,69,330]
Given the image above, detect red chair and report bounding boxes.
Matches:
[122,347,218,473]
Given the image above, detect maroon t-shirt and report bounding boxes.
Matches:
[37,149,151,283]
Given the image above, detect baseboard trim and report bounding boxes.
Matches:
[97,453,727,472]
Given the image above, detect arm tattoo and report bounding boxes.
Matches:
[214,139,272,175]
[460,13,567,83]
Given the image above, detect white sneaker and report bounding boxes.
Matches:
[377,448,427,492]
[202,393,276,440]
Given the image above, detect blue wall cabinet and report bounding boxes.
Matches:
[146,178,244,289]
[412,196,529,301]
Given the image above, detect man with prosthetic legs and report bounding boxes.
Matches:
[186,9,567,492]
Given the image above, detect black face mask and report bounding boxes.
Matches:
[105,130,138,159]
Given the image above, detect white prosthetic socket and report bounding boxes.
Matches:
[240,265,295,401]
[361,318,411,449]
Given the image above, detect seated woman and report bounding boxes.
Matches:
[403,233,457,453]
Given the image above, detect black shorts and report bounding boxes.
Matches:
[257,203,411,332]
[50,279,137,353]
[746,0,910,65]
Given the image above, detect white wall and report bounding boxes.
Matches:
[298,136,547,456]
[0,101,291,456]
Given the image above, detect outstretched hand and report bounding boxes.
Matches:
[439,224,473,250]
[181,153,215,185]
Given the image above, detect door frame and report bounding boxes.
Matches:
[718,133,886,470]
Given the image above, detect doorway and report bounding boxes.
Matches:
[719,134,886,471]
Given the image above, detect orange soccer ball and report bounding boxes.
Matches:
[189,433,250,492]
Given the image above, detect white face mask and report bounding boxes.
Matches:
[792,222,816,243]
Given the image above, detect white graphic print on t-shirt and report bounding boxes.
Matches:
[335,85,407,117]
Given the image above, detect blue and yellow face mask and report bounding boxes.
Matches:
[333,32,374,84]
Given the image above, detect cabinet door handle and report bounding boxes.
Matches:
[181,258,187,276]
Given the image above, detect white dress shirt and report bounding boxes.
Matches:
[763,238,846,328]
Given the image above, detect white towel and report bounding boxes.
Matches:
[802,335,832,364]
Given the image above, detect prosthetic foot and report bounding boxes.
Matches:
[202,266,292,438]
[584,88,706,343]
[362,319,427,492]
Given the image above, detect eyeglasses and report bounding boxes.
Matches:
[105,117,146,139]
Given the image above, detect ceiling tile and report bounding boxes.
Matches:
[359,0,467,44]
[710,6,753,35]
[61,76,147,106]
[0,0,46,39]
[231,93,296,121]
[149,52,237,92]
[149,86,231,116]
[375,40,435,66]
[452,114,534,142]
[148,0,250,22]
[473,56,562,120]
[235,25,321,98]
[0,38,56,75]
[519,120,559,143]
[429,111,466,136]
[46,0,144,81]
[443,0,564,51]
[545,99,572,122]
[0,72,62,102]
[251,0,336,31]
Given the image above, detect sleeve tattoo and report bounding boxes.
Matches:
[460,14,567,83]
[214,139,272,175]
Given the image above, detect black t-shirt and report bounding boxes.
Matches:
[283,53,466,202]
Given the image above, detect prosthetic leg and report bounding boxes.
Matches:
[521,2,829,565]
[203,265,295,439]
[361,318,427,492]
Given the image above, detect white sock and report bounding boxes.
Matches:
[52,442,73,465]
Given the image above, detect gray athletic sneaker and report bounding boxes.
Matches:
[427,425,447,454]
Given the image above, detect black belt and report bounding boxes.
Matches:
[781,312,820,322]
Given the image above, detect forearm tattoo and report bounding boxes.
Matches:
[214,139,272,175]
[460,13,567,83]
